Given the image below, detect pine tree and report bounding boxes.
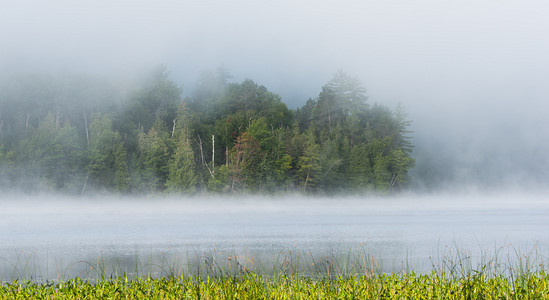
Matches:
[166,133,197,193]
[393,103,414,154]
[135,119,172,192]
[85,113,128,193]
[347,143,373,191]
[296,129,320,192]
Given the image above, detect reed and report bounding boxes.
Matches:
[1,244,548,298]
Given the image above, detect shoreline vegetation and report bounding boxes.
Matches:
[0,67,414,195]
[2,246,548,298]
[2,272,549,299]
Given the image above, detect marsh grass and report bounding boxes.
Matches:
[1,244,549,299]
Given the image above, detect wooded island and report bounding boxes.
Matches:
[0,67,414,194]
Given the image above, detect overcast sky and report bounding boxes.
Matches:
[2,0,548,189]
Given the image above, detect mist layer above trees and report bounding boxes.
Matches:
[0,67,414,194]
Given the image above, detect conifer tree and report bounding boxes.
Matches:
[85,113,128,192]
[166,133,197,193]
[296,129,321,192]
[166,102,197,193]
[135,119,172,192]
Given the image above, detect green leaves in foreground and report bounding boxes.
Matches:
[2,272,549,299]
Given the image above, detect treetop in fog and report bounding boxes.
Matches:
[0,69,414,194]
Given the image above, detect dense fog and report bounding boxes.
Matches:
[2,1,549,192]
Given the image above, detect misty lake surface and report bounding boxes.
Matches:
[1,192,548,280]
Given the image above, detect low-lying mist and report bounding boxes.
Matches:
[2,191,548,281]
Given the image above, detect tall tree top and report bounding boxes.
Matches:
[324,71,368,110]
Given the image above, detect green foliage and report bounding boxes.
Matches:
[295,130,321,191]
[118,66,182,156]
[124,66,181,132]
[165,101,197,193]
[0,68,415,194]
[312,71,368,136]
[348,143,373,190]
[135,121,172,192]
[2,271,549,299]
[393,102,414,154]
[318,138,345,191]
[207,165,231,192]
[389,149,415,190]
[191,66,231,115]
[166,134,197,193]
[15,113,85,191]
[0,145,15,186]
[86,113,128,192]
[0,72,119,148]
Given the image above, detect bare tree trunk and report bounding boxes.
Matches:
[211,135,215,176]
[389,172,397,191]
[26,112,31,130]
[195,134,205,166]
[84,112,89,145]
[195,134,214,178]
[54,101,61,128]
[171,119,176,138]
[304,172,310,192]
[81,165,93,195]
[226,146,229,167]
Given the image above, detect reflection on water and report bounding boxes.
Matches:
[1,192,548,281]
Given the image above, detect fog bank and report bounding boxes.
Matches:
[2,192,549,280]
[2,1,548,191]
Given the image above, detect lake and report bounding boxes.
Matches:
[1,192,548,281]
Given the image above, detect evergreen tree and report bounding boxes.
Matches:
[85,113,128,192]
[312,71,368,136]
[0,68,416,194]
[387,149,415,191]
[119,66,182,153]
[393,103,414,154]
[135,119,172,192]
[347,143,373,190]
[166,102,197,193]
[295,129,321,192]
[16,113,84,191]
[0,145,15,187]
[166,133,197,193]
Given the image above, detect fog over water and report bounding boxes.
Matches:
[2,192,549,280]
[1,0,549,280]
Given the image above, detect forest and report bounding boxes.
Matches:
[0,67,415,194]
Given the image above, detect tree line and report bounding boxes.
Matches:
[0,67,415,194]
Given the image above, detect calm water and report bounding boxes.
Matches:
[1,192,548,280]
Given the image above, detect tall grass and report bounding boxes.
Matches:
[2,244,547,282]
[1,270,549,299]
[1,244,548,298]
